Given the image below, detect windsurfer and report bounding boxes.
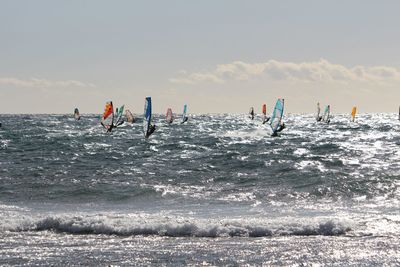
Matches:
[250,108,254,120]
[146,124,156,138]
[271,122,285,137]
[277,122,286,132]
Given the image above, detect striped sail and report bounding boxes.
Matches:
[101,101,114,128]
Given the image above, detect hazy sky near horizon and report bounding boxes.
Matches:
[1,0,400,114]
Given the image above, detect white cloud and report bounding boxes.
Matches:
[170,59,400,84]
[0,77,95,88]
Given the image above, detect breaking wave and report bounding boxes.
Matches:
[2,214,351,237]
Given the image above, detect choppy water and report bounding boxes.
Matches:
[0,114,399,265]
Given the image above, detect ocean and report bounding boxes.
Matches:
[0,114,399,266]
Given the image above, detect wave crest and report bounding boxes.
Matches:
[4,214,351,237]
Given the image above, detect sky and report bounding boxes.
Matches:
[1,0,400,114]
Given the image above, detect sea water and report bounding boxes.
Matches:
[0,114,399,265]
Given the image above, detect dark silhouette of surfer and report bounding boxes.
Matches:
[146,124,156,138]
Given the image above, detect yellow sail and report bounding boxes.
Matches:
[351,106,357,121]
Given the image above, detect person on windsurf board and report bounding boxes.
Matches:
[144,97,156,138]
[262,104,270,124]
[74,108,81,121]
[316,102,322,122]
[181,104,188,124]
[351,106,357,122]
[249,107,255,120]
[269,98,285,137]
[100,101,125,132]
[322,105,331,124]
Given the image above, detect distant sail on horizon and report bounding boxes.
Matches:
[322,105,330,123]
[316,102,321,122]
[166,108,173,123]
[125,109,135,123]
[249,107,254,120]
[351,106,357,122]
[74,108,80,121]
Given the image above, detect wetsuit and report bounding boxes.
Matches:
[277,122,286,132]
[181,117,188,124]
[271,122,285,137]
[146,125,156,138]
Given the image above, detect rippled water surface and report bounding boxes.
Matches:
[0,114,399,265]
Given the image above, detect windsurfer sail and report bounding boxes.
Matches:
[115,105,125,126]
[166,108,173,124]
[74,108,81,121]
[262,104,270,124]
[181,104,188,124]
[101,101,114,132]
[249,107,255,120]
[125,109,135,123]
[322,105,331,123]
[316,102,322,122]
[351,106,357,122]
[269,99,285,137]
[144,97,156,138]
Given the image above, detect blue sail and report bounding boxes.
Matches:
[269,99,284,134]
[143,97,152,137]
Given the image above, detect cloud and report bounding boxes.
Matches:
[170,59,400,84]
[0,77,95,88]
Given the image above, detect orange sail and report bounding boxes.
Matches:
[351,106,357,121]
[103,102,114,119]
[262,104,266,115]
